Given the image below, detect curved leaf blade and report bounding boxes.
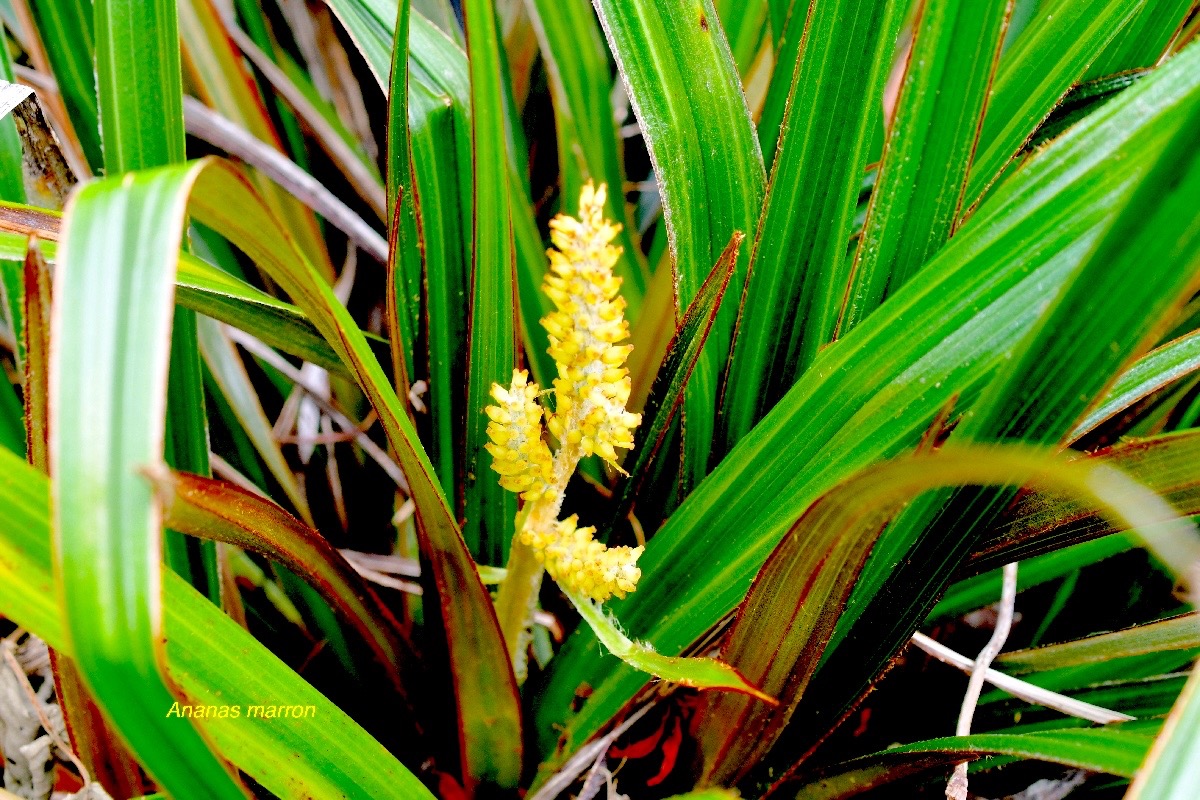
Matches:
[1000,614,1200,674]
[52,168,242,797]
[698,446,1200,785]
[0,448,433,800]
[533,41,1200,768]
[156,470,418,702]
[965,0,1144,205]
[462,0,519,574]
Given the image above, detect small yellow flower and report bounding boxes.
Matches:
[522,515,643,603]
[484,182,644,604]
[484,370,555,502]
[542,182,641,471]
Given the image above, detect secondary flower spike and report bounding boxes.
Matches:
[485,182,643,603]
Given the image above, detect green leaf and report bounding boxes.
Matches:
[461,0,518,571]
[186,158,523,789]
[98,0,218,596]
[58,156,522,792]
[408,82,470,496]
[980,672,1189,728]
[324,0,555,510]
[526,0,647,308]
[609,232,743,530]
[695,445,1199,785]
[386,0,419,393]
[14,237,146,800]
[0,39,26,203]
[1127,667,1200,799]
[52,168,243,797]
[947,431,1200,607]
[713,0,769,76]
[1072,330,1200,442]
[783,725,1159,798]
[965,0,1144,206]
[532,41,1200,768]
[96,0,185,170]
[0,215,353,379]
[718,0,903,453]
[593,0,765,491]
[809,53,1200,757]
[1086,0,1197,78]
[566,586,772,703]
[155,470,418,706]
[839,0,1010,333]
[175,255,350,375]
[0,448,433,800]
[1000,614,1200,673]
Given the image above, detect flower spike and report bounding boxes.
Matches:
[542,182,641,470]
[484,370,555,502]
[484,182,644,603]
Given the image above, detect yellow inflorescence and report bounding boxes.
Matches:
[484,370,555,502]
[520,515,643,603]
[484,182,643,604]
[542,182,642,468]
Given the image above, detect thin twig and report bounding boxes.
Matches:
[527,703,655,800]
[222,22,387,220]
[1,639,91,786]
[226,327,410,491]
[340,555,560,635]
[909,632,1133,724]
[948,562,1018,798]
[182,96,388,263]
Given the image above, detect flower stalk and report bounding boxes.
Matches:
[489,183,644,672]
[487,185,767,701]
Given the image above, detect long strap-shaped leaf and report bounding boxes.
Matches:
[964,0,1145,206]
[525,0,647,307]
[0,222,352,377]
[804,49,1200,767]
[53,2,232,791]
[386,0,420,395]
[0,448,433,799]
[593,0,765,490]
[461,0,519,571]
[532,41,1200,769]
[22,240,149,798]
[187,158,524,786]
[1128,660,1200,799]
[783,724,1160,798]
[697,446,1199,786]
[156,470,418,701]
[57,156,521,788]
[718,0,902,454]
[607,232,744,531]
[98,0,221,600]
[838,0,1010,334]
[967,430,1200,573]
[1000,613,1200,673]
[52,168,245,797]
[1086,0,1197,79]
